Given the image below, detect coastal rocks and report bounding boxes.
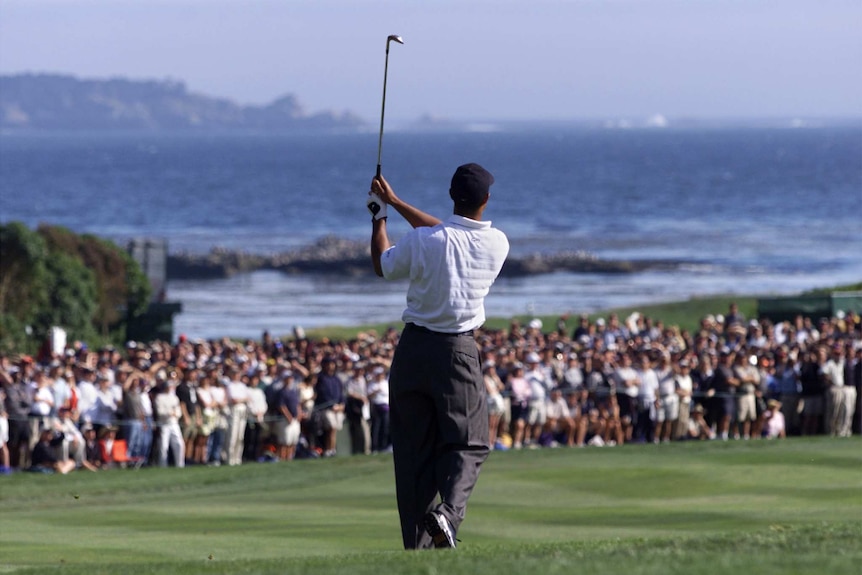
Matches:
[500,251,655,275]
[166,235,673,281]
[166,247,265,279]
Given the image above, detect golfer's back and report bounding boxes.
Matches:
[382,214,508,334]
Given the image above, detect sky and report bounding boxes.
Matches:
[1,0,860,122]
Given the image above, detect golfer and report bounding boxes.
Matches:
[367,163,509,550]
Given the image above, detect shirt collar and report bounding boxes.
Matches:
[447,214,491,229]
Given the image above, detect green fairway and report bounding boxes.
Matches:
[1,437,860,574]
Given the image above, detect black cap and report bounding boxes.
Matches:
[450,163,494,209]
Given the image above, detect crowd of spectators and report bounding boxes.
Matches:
[1,303,860,475]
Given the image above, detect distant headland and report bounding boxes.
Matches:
[0,73,364,132]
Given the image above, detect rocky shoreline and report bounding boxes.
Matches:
[166,235,680,281]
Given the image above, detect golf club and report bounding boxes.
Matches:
[377,34,404,178]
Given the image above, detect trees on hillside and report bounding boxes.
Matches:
[0,223,151,353]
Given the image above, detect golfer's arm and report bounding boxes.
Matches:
[371,218,391,277]
[389,197,441,228]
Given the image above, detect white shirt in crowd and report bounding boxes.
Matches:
[822,359,845,388]
[368,375,390,407]
[154,389,181,425]
[563,362,584,389]
[226,380,250,406]
[76,378,97,420]
[675,372,694,405]
[656,367,676,398]
[637,368,659,406]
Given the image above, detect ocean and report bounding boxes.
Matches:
[1,123,860,339]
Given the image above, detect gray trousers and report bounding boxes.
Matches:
[389,323,490,549]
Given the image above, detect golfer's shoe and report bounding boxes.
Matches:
[423,511,456,549]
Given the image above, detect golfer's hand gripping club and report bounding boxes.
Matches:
[367,192,388,221]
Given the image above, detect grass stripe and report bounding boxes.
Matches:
[1,437,859,574]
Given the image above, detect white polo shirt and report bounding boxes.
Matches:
[381,214,509,333]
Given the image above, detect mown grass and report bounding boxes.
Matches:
[1,437,859,574]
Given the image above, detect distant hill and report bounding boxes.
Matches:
[0,73,366,132]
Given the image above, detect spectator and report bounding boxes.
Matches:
[507,363,531,449]
[49,363,72,416]
[634,353,659,443]
[799,349,826,435]
[837,343,857,438]
[29,371,55,448]
[733,351,761,440]
[572,314,591,342]
[820,345,846,436]
[725,302,746,333]
[711,348,740,440]
[524,352,550,447]
[367,366,391,454]
[138,376,155,465]
[773,348,801,435]
[30,427,76,475]
[654,353,678,443]
[0,388,9,474]
[274,371,301,461]
[193,371,217,464]
[81,423,102,471]
[344,363,371,456]
[244,369,269,462]
[483,360,506,448]
[544,387,576,447]
[175,368,199,463]
[224,366,250,466]
[562,353,584,391]
[2,365,32,469]
[613,354,639,443]
[89,374,117,436]
[55,407,86,468]
[674,359,694,440]
[75,366,98,427]
[121,373,148,462]
[690,353,714,424]
[852,346,862,436]
[153,379,184,468]
[687,403,715,440]
[207,376,228,465]
[96,425,131,469]
[762,399,786,439]
[313,357,345,458]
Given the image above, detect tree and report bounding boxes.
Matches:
[35,252,98,343]
[38,225,152,338]
[0,222,152,352]
[0,223,50,352]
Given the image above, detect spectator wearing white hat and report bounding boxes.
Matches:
[153,378,184,468]
[524,351,550,447]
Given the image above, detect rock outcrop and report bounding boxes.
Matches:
[166,236,677,280]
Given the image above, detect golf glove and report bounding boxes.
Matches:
[367,193,388,221]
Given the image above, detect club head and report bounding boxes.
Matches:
[387,35,404,45]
